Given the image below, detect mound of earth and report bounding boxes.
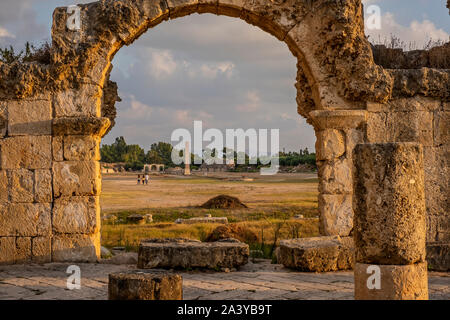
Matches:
[205,224,258,243]
[201,195,248,209]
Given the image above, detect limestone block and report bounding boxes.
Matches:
[353,143,426,265]
[32,237,52,263]
[52,233,100,262]
[0,237,15,265]
[15,237,32,263]
[138,238,249,269]
[277,236,354,272]
[318,158,353,194]
[433,111,449,146]
[53,197,100,234]
[52,161,101,197]
[167,0,198,18]
[386,97,441,112]
[218,0,244,17]
[366,112,387,143]
[345,128,365,158]
[175,217,228,224]
[240,0,308,40]
[0,203,51,237]
[0,170,7,202]
[386,111,433,147]
[426,242,449,271]
[7,99,52,135]
[9,169,34,203]
[34,169,52,203]
[54,85,101,117]
[0,105,6,138]
[319,194,353,237]
[198,0,218,14]
[63,136,100,161]
[52,117,110,137]
[0,136,52,169]
[316,129,345,161]
[133,0,169,22]
[309,110,367,130]
[52,136,64,161]
[108,270,183,300]
[354,263,428,300]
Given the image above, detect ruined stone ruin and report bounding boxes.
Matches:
[0,0,448,271]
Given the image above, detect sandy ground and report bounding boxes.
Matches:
[100,172,318,212]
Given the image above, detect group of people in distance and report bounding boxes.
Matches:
[137,174,150,185]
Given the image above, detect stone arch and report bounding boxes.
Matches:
[49,0,392,242]
[9,0,442,265]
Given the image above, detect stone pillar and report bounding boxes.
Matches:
[51,116,110,262]
[309,110,367,237]
[184,141,191,176]
[353,142,428,300]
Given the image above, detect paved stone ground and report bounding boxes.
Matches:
[0,260,448,300]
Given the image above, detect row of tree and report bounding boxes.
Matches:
[100,137,316,170]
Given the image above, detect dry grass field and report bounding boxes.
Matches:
[100,172,320,258]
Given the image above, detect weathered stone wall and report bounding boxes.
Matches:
[0,0,448,267]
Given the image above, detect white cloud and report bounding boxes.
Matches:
[0,27,14,38]
[148,49,177,79]
[366,12,449,48]
[235,91,261,113]
[200,62,234,79]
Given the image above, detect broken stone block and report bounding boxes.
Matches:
[52,233,100,262]
[137,238,249,270]
[7,98,52,135]
[52,161,101,197]
[175,217,228,224]
[127,214,146,225]
[0,136,52,169]
[9,169,34,203]
[353,143,426,265]
[108,270,182,300]
[277,236,354,272]
[354,262,428,300]
[53,197,100,234]
[63,135,100,161]
[0,203,51,236]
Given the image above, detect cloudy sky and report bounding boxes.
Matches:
[0,0,448,154]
